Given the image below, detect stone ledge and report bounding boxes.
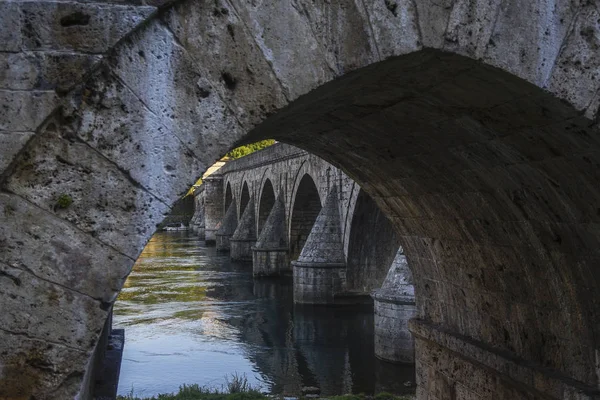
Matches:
[371,290,415,305]
[252,246,288,252]
[408,319,600,400]
[292,261,346,269]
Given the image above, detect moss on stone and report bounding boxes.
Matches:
[55,193,73,209]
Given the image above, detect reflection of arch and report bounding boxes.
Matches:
[224,181,233,214]
[289,174,321,262]
[258,178,276,236]
[347,190,399,293]
[240,181,251,218]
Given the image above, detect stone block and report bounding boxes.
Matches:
[110,20,243,165]
[227,0,335,100]
[0,51,102,92]
[18,2,155,53]
[4,118,171,259]
[0,2,22,52]
[0,90,58,131]
[0,131,35,173]
[0,192,132,301]
[74,68,206,204]
[162,1,288,129]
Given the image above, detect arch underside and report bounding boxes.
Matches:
[289,174,322,262]
[258,178,276,236]
[1,0,600,397]
[240,181,251,218]
[347,190,400,293]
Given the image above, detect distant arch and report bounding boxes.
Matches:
[240,181,251,218]
[289,174,322,262]
[258,178,276,236]
[224,181,233,214]
[347,190,400,293]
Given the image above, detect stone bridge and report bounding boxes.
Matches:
[1,0,600,399]
[189,144,413,359]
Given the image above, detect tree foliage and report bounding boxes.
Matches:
[225,139,275,159]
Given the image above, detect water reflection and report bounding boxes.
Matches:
[115,231,414,397]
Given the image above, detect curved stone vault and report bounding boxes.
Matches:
[1,0,600,398]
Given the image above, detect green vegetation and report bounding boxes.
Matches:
[225,139,275,159]
[116,374,413,400]
[186,140,275,197]
[55,193,73,209]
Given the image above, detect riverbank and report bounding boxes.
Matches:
[117,383,415,400]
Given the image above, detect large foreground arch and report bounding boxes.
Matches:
[1,1,599,398]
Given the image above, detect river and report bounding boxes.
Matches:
[114,231,415,398]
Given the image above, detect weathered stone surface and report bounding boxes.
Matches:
[162,1,288,129]
[18,2,155,53]
[110,20,244,164]
[0,90,58,131]
[443,0,503,58]
[0,330,91,400]
[0,2,22,52]
[73,68,205,204]
[291,0,378,74]
[227,0,335,100]
[547,5,600,113]
[0,131,35,172]
[483,0,580,86]
[361,0,421,59]
[0,261,106,349]
[4,118,171,259]
[0,192,133,301]
[0,52,102,92]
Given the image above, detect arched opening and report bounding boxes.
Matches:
[240,181,251,218]
[224,182,233,214]
[347,190,399,293]
[2,3,600,395]
[289,174,322,262]
[258,178,275,235]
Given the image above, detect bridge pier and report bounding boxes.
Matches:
[252,197,289,277]
[371,248,416,364]
[190,188,205,239]
[216,201,238,252]
[230,199,256,262]
[203,176,224,245]
[292,187,346,305]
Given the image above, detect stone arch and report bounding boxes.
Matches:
[258,178,276,236]
[289,173,322,263]
[1,1,600,398]
[224,181,233,214]
[239,180,251,219]
[346,189,400,293]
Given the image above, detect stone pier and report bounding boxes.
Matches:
[216,201,238,252]
[230,199,256,262]
[292,187,346,305]
[190,186,205,240]
[252,197,289,277]
[203,176,224,245]
[372,248,416,364]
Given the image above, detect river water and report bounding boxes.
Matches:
[114,231,415,398]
